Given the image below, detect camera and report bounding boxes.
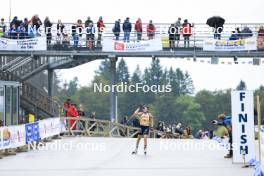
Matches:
[211,120,218,125]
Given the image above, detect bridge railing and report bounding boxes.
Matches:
[1,22,264,50]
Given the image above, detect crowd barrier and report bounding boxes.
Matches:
[0,117,66,150]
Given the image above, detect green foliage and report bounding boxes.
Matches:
[56,59,264,133]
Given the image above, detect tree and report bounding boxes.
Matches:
[95,59,111,81]
[175,95,205,132]
[117,58,130,83]
[66,77,79,97]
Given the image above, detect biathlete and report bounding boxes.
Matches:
[131,105,154,155]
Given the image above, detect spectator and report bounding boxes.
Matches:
[11,16,22,29]
[97,16,105,47]
[9,24,18,39]
[18,23,26,39]
[86,22,95,49]
[182,19,193,48]
[78,104,85,117]
[44,17,53,45]
[67,104,79,130]
[135,18,143,41]
[229,31,239,40]
[175,17,182,47]
[56,20,65,44]
[241,26,253,38]
[112,19,121,40]
[72,19,83,48]
[235,27,241,39]
[121,116,128,125]
[85,16,93,28]
[31,15,42,30]
[212,114,232,158]
[63,99,71,116]
[175,123,183,135]
[0,18,6,37]
[168,23,176,50]
[258,26,264,37]
[146,20,156,40]
[122,17,132,42]
[57,20,65,37]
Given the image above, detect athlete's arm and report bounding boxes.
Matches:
[133,108,143,117]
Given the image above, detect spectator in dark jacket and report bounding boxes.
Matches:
[97,16,105,47]
[11,16,22,29]
[9,24,18,39]
[85,16,93,28]
[31,15,42,30]
[44,17,53,45]
[18,23,26,39]
[135,18,143,41]
[122,17,132,42]
[113,19,121,40]
[168,23,177,49]
[241,26,253,38]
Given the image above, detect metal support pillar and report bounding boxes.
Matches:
[48,69,54,97]
[109,57,117,122]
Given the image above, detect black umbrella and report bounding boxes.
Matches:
[206,16,225,28]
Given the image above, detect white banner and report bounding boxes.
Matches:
[103,38,163,52]
[39,118,65,139]
[0,125,26,149]
[0,37,47,51]
[231,91,255,163]
[203,37,257,51]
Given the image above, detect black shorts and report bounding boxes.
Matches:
[139,125,150,135]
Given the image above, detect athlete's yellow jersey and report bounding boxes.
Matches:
[139,113,151,126]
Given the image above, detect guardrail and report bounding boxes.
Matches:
[1,22,264,50]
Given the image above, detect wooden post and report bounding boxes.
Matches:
[257,96,261,162]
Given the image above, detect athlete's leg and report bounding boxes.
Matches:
[143,134,148,147]
[136,134,142,147]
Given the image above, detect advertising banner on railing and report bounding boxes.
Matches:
[25,122,41,144]
[231,90,255,163]
[203,37,257,51]
[39,118,65,139]
[103,38,163,52]
[0,37,47,51]
[0,125,26,149]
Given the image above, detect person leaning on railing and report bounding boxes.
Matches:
[258,26,264,37]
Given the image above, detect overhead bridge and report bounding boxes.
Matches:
[0,22,264,122]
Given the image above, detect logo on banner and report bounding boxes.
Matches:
[25,122,40,144]
[2,127,11,147]
[114,42,125,50]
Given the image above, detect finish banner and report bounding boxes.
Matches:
[103,38,163,52]
[231,91,255,163]
[203,37,257,51]
[0,37,47,51]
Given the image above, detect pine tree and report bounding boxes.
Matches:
[117,58,130,83]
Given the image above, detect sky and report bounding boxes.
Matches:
[1,0,264,92]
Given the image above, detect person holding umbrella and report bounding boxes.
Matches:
[206,16,225,40]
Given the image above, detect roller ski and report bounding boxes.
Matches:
[132,147,138,155]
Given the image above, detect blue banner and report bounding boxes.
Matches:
[25,122,40,144]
